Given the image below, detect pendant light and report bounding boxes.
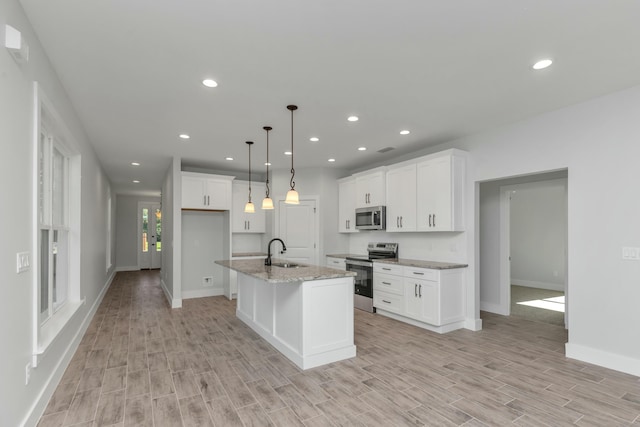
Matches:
[261,126,274,210]
[285,105,300,204]
[244,141,255,213]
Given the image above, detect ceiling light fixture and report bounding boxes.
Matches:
[358,147,367,151]
[202,79,218,87]
[310,137,319,142]
[131,162,140,166]
[328,158,336,162]
[225,157,233,161]
[284,151,292,156]
[179,134,190,140]
[262,126,274,210]
[400,130,410,135]
[133,180,140,183]
[285,105,300,205]
[244,141,255,213]
[532,59,553,70]
[347,116,359,122]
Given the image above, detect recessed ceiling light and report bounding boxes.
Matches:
[400,130,410,135]
[358,147,367,151]
[202,79,218,87]
[532,59,553,70]
[133,180,140,183]
[309,137,319,142]
[284,151,292,156]
[328,158,336,162]
[264,162,272,166]
[131,162,140,166]
[179,134,190,140]
[225,157,234,161]
[347,116,359,122]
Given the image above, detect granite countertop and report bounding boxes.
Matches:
[216,258,356,283]
[232,252,267,258]
[375,258,468,270]
[325,253,366,259]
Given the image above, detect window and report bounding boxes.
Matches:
[33,82,82,363]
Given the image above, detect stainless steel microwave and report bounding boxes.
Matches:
[355,206,386,230]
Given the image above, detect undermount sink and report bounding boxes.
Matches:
[271,262,300,268]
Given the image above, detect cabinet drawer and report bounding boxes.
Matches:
[326,257,346,271]
[374,263,403,276]
[373,273,403,295]
[404,266,438,281]
[373,291,403,314]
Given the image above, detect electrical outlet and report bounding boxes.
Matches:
[25,362,31,385]
[622,247,640,260]
[202,277,214,287]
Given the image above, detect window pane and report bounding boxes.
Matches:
[155,208,162,252]
[40,230,49,317]
[142,208,148,252]
[38,133,47,225]
[52,230,69,310]
[52,147,65,226]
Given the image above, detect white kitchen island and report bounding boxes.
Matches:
[215,258,357,370]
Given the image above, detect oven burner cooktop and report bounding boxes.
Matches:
[346,242,398,262]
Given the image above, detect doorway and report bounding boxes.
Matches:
[139,202,162,269]
[277,198,319,264]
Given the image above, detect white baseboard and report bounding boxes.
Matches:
[115,265,139,272]
[566,342,640,377]
[160,279,182,308]
[512,279,564,292]
[182,288,224,299]
[24,270,116,427]
[464,317,483,331]
[480,301,509,316]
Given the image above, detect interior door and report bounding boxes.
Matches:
[139,202,162,269]
[278,199,318,264]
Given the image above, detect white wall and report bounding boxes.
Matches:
[510,179,567,291]
[160,158,180,307]
[0,1,116,425]
[115,194,161,269]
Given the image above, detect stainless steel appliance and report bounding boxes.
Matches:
[355,206,386,230]
[346,242,398,312]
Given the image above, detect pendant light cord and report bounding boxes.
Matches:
[288,105,296,191]
[246,141,252,202]
[264,127,271,198]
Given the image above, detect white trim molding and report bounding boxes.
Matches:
[182,288,224,300]
[566,342,640,377]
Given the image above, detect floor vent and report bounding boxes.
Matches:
[377,146,395,153]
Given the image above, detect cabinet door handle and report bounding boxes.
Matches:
[414,284,417,297]
[419,284,422,298]
[207,195,210,205]
[248,221,250,230]
[400,216,403,228]
[413,272,424,275]
[433,214,436,227]
[396,216,399,227]
[203,195,206,206]
[382,281,391,285]
[428,214,432,227]
[382,267,391,271]
[382,300,391,304]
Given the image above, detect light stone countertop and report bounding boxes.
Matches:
[325,253,366,259]
[216,258,356,283]
[231,252,267,258]
[374,258,468,270]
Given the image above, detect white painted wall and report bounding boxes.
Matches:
[0,1,116,425]
[115,194,161,269]
[510,179,567,291]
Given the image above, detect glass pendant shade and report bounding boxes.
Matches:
[285,189,299,205]
[244,201,255,213]
[261,197,274,210]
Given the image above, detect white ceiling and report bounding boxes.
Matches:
[20,0,640,195]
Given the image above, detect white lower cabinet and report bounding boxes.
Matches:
[326,256,346,271]
[373,262,465,333]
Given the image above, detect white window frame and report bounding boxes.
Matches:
[32,82,83,366]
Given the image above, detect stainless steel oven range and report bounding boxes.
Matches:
[346,242,398,312]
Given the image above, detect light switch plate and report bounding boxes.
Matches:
[622,247,640,260]
[17,252,30,273]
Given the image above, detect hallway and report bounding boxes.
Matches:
[38,271,640,426]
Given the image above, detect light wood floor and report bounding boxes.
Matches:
[38,271,640,426]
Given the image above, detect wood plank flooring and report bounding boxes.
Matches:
[38,271,640,426]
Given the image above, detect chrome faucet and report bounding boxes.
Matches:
[265,238,287,266]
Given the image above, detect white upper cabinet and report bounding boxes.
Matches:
[354,168,386,208]
[338,177,359,233]
[385,163,417,232]
[182,172,233,210]
[416,152,465,231]
[232,181,266,233]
